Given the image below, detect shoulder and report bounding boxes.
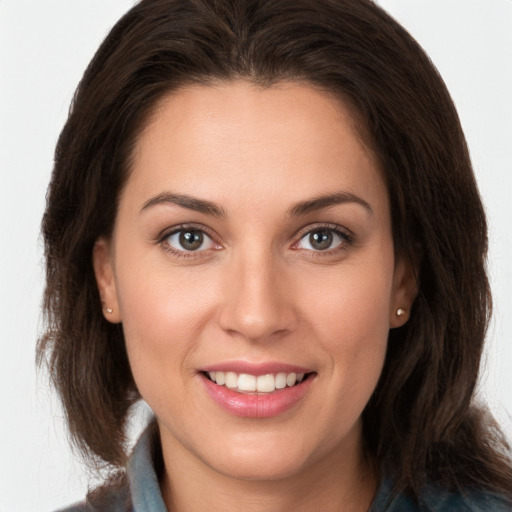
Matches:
[54,422,162,512]
[371,478,512,511]
[54,473,132,512]
[55,504,89,512]
[420,487,512,512]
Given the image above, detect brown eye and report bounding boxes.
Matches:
[297,228,347,252]
[165,229,216,252]
[309,230,333,250]
[179,230,203,250]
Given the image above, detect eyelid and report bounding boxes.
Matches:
[154,222,353,258]
[156,223,223,257]
[156,223,219,243]
[292,222,353,243]
[291,223,354,253]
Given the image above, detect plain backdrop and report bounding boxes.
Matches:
[1,1,511,511]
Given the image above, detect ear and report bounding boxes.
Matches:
[92,237,122,323]
[389,255,419,329]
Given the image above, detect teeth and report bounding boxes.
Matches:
[256,374,275,393]
[207,371,308,393]
[225,371,238,389]
[275,373,287,389]
[286,373,297,387]
[238,373,256,392]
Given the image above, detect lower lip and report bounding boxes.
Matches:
[200,373,314,418]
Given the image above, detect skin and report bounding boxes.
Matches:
[94,81,417,512]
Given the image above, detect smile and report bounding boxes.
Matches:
[200,367,316,418]
[205,371,308,393]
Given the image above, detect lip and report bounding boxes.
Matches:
[199,369,315,419]
[200,361,312,376]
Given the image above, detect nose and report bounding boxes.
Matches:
[218,250,298,342]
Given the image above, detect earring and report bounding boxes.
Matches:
[104,307,113,314]
[396,307,406,317]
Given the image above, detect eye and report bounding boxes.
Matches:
[165,228,217,252]
[296,228,348,251]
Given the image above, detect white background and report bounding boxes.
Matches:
[0,1,511,511]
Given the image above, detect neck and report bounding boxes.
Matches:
[159,426,377,512]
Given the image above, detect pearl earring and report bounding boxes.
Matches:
[396,308,406,317]
[104,307,113,314]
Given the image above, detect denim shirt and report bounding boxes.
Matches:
[58,426,511,512]
[369,477,511,512]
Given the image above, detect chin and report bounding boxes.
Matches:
[198,431,330,482]
[211,451,310,482]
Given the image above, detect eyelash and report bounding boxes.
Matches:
[292,223,354,257]
[156,224,221,260]
[156,223,353,259]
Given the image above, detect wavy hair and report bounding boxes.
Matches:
[38,0,512,500]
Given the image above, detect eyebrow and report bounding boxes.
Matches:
[140,190,372,217]
[288,192,373,216]
[141,192,226,217]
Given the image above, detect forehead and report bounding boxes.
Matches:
[125,80,387,215]
[137,80,368,158]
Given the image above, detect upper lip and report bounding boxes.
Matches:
[199,361,313,376]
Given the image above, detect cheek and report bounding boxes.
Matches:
[113,258,219,395]
[306,259,392,325]
[300,257,394,386]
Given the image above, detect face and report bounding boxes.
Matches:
[94,81,415,482]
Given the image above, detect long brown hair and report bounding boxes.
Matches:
[38,0,512,500]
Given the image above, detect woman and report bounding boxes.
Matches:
[38,0,512,510]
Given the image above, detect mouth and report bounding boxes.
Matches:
[199,363,316,418]
[202,370,314,394]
